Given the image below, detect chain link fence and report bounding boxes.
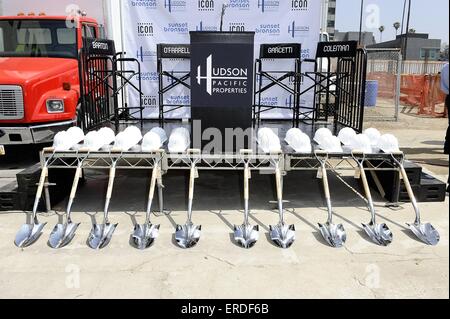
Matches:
[364,48,402,122]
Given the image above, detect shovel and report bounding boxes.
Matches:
[48,151,88,249]
[175,150,201,249]
[130,164,161,249]
[234,153,259,249]
[87,157,119,250]
[352,151,393,246]
[315,151,347,248]
[269,159,295,249]
[391,153,440,245]
[14,149,54,248]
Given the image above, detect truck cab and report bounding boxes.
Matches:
[0,13,101,145]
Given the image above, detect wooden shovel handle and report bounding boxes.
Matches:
[36,167,48,200]
[69,167,83,200]
[148,166,158,203]
[106,167,116,200]
[244,165,250,201]
[322,165,331,200]
[188,167,196,201]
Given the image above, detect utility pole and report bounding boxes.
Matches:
[404,0,412,60]
[358,0,365,45]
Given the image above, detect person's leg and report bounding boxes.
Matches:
[446,95,450,191]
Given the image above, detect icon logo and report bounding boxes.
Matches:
[142,95,158,108]
[197,55,249,95]
[137,22,154,37]
[291,0,308,11]
[198,0,215,11]
[229,22,245,32]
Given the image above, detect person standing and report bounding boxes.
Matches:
[440,63,449,191]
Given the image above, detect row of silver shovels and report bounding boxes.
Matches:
[315,151,347,248]
[352,152,394,246]
[392,153,440,246]
[234,151,259,249]
[175,150,202,249]
[14,150,55,248]
[48,152,88,249]
[87,157,120,249]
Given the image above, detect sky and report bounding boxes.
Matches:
[335,0,449,44]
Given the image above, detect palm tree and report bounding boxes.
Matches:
[379,25,385,42]
[393,22,401,36]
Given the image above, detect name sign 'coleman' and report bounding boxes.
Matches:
[157,44,191,58]
[316,41,358,58]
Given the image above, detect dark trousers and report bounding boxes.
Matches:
[446,94,450,155]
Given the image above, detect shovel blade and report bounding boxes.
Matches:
[269,223,296,249]
[48,224,67,249]
[319,223,347,248]
[15,222,46,248]
[130,224,160,250]
[87,223,118,250]
[175,224,201,249]
[407,222,440,246]
[233,224,259,249]
[362,222,393,246]
[49,222,80,249]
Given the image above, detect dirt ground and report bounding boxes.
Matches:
[0,104,448,299]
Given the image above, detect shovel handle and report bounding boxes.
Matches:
[398,164,421,223]
[69,166,83,200]
[322,164,331,200]
[106,166,116,200]
[244,164,250,201]
[148,166,158,203]
[275,167,282,201]
[188,166,196,201]
[36,166,48,200]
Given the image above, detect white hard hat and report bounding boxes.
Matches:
[168,127,191,153]
[257,128,276,141]
[53,131,73,151]
[318,136,343,153]
[338,127,357,146]
[258,132,281,153]
[364,128,381,147]
[150,127,168,144]
[314,128,333,145]
[285,128,311,154]
[142,131,162,152]
[66,126,85,146]
[124,126,143,142]
[349,134,373,154]
[378,134,400,153]
[83,131,104,151]
[98,127,115,147]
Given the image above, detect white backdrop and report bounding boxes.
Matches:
[121,0,321,120]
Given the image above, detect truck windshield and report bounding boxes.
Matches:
[0,19,77,58]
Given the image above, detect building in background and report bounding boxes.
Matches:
[334,30,376,46]
[369,33,442,61]
[321,0,336,40]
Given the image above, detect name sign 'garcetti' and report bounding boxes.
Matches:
[85,38,116,56]
[260,43,301,59]
[316,41,358,58]
[157,44,191,59]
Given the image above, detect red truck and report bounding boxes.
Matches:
[0,13,102,147]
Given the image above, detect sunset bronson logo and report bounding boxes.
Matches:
[197,55,249,96]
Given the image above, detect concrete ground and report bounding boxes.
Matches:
[0,107,448,299]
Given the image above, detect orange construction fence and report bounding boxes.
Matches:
[367,72,447,117]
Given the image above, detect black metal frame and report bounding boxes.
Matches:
[78,38,144,132]
[157,47,191,124]
[253,57,302,127]
[301,48,367,133]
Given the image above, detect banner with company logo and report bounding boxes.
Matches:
[121,0,320,119]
